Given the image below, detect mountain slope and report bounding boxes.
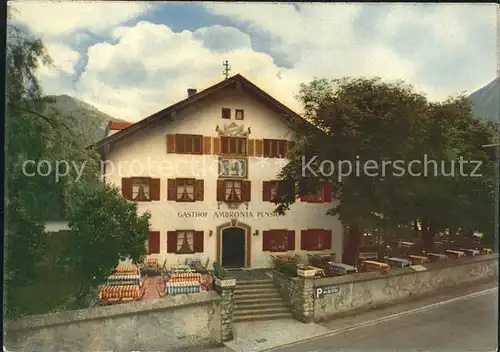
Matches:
[469,77,499,122]
[45,95,126,144]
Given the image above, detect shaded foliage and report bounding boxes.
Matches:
[5,14,151,317]
[64,183,150,300]
[275,77,498,264]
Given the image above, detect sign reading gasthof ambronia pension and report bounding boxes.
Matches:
[177,211,281,219]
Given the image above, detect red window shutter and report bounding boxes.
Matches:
[255,139,263,156]
[323,183,332,202]
[300,230,309,250]
[242,181,251,201]
[167,179,176,200]
[262,231,272,251]
[193,231,204,252]
[193,135,202,154]
[287,230,295,250]
[268,230,282,253]
[262,181,271,201]
[195,179,204,201]
[166,134,176,153]
[203,136,211,154]
[148,231,160,254]
[216,180,225,201]
[167,231,177,253]
[121,178,133,200]
[212,137,220,155]
[323,230,332,250]
[247,139,255,156]
[150,178,161,200]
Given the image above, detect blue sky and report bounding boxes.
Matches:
[10,2,498,121]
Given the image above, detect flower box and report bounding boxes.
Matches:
[297,266,316,277]
[214,277,236,288]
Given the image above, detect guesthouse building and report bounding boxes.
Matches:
[94,74,344,269]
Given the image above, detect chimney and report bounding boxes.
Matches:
[187,88,197,97]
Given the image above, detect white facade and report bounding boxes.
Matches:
[101,78,343,269]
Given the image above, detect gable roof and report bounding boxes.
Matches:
[92,74,316,152]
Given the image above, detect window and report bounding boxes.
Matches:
[167,179,204,202]
[217,180,251,202]
[300,229,332,251]
[263,230,295,252]
[225,180,242,202]
[167,230,204,254]
[300,184,332,203]
[264,139,287,158]
[221,136,246,155]
[263,180,294,202]
[235,109,244,120]
[177,231,194,254]
[270,183,278,201]
[176,178,195,202]
[132,178,150,201]
[222,108,231,119]
[175,134,202,154]
[122,178,161,201]
[309,232,325,251]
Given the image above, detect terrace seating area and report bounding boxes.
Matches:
[97,257,215,306]
[270,242,495,280]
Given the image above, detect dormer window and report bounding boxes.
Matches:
[235,109,244,120]
[222,108,231,119]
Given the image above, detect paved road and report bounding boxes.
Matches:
[274,283,498,352]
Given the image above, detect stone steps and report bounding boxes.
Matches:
[234,296,284,304]
[232,280,292,322]
[235,300,289,310]
[234,311,293,323]
[234,292,282,301]
[234,287,278,295]
[235,283,275,290]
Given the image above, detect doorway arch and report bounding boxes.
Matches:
[216,220,251,268]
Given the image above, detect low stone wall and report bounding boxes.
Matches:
[5,292,223,351]
[273,271,293,303]
[313,254,498,322]
[273,271,314,323]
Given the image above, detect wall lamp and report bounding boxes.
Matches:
[253,230,259,236]
[209,230,213,237]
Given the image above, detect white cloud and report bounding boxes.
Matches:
[44,42,80,74]
[203,3,497,102]
[36,42,81,96]
[73,21,306,121]
[11,1,151,37]
[20,3,498,122]
[193,25,252,51]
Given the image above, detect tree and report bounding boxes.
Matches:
[5,15,102,316]
[5,13,151,316]
[276,77,430,264]
[63,183,151,302]
[408,97,498,250]
[275,77,498,263]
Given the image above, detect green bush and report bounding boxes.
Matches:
[213,262,229,279]
[279,262,298,277]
